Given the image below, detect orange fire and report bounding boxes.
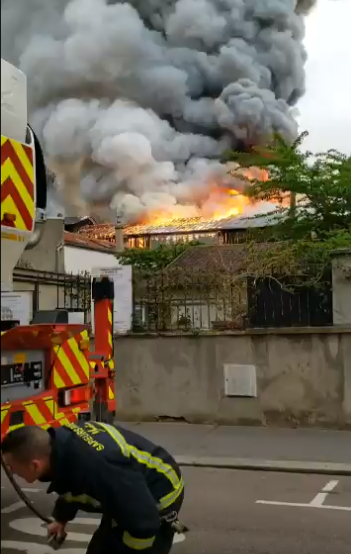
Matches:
[130,167,269,228]
[129,190,249,230]
[202,187,251,220]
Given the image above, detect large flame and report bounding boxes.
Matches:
[129,167,269,229]
[79,166,272,241]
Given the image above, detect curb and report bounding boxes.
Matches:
[176,456,351,476]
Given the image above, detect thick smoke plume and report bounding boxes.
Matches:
[1,0,317,221]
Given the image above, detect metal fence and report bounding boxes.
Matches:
[247,269,333,328]
[132,269,248,332]
[62,272,91,318]
[132,267,333,331]
[13,266,333,332]
[13,268,91,323]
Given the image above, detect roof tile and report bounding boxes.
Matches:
[64,231,115,252]
[165,244,273,273]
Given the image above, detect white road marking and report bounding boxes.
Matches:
[309,480,339,507]
[1,486,42,493]
[70,519,185,544]
[1,501,25,514]
[9,517,186,545]
[10,518,97,543]
[1,542,84,554]
[1,487,43,514]
[322,480,340,492]
[256,479,351,512]
[256,500,351,511]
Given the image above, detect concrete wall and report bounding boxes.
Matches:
[19,218,64,273]
[114,328,351,429]
[13,218,66,314]
[64,245,119,274]
[332,250,351,325]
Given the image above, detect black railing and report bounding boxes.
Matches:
[63,272,91,316]
[132,267,333,332]
[247,269,333,328]
[13,268,92,324]
[13,266,334,333]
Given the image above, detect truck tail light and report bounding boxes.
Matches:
[2,212,17,227]
[61,386,90,406]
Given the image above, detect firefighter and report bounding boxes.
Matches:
[1,421,185,554]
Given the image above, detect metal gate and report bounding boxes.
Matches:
[247,270,333,328]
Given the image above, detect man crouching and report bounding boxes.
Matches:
[1,421,185,554]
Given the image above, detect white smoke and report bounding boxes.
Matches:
[1,0,317,221]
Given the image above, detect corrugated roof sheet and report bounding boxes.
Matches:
[123,213,277,235]
[79,212,280,240]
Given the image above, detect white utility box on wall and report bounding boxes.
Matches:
[223,363,257,398]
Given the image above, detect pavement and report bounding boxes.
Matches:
[1,468,351,553]
[119,422,351,475]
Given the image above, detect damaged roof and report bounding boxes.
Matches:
[124,213,278,235]
[64,231,116,253]
[78,212,279,240]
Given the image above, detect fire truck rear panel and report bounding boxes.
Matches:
[1,324,92,439]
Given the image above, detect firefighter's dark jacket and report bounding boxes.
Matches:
[46,421,184,552]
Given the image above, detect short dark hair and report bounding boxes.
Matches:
[1,426,52,463]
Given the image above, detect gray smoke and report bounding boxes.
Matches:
[1,0,316,221]
[296,0,318,14]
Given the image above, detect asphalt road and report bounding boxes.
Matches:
[121,423,351,465]
[1,468,351,554]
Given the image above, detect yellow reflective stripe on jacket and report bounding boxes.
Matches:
[129,446,179,490]
[96,422,130,457]
[63,493,101,508]
[122,532,155,550]
[158,477,184,511]
[96,422,183,510]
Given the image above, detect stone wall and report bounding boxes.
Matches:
[332,250,351,325]
[114,328,351,428]
[19,218,64,273]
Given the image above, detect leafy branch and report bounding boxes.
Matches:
[225,131,351,274]
[118,241,202,271]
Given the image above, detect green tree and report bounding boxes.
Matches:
[118,241,201,271]
[226,132,351,271]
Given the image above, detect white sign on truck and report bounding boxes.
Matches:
[91,265,133,335]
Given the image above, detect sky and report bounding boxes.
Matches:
[298,0,351,153]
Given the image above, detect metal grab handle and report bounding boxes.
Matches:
[47,532,68,550]
[161,510,189,534]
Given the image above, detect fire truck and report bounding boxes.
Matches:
[1,59,116,440]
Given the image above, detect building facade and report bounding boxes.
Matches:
[77,214,275,250]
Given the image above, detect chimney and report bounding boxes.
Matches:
[114,213,124,253]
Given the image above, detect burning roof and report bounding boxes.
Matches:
[123,213,277,235]
[78,168,282,241]
[79,212,278,242]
